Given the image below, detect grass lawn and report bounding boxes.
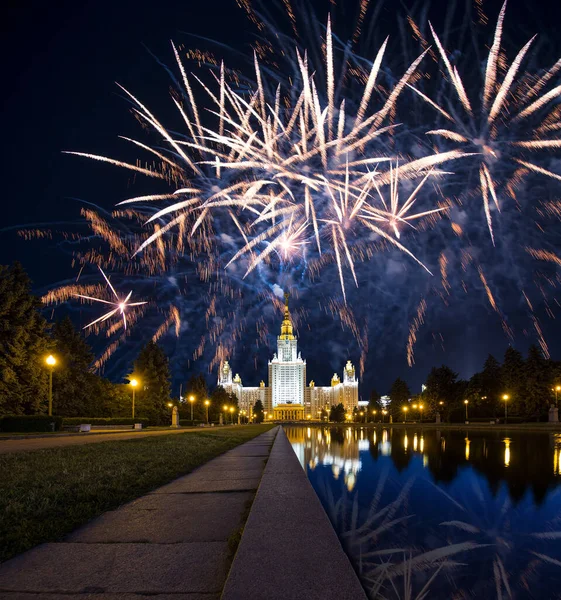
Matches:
[0,424,274,562]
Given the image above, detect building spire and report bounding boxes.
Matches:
[279,291,295,340]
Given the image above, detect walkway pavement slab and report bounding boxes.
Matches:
[0,594,219,600]
[150,471,263,493]
[0,542,228,594]
[67,491,253,543]
[193,456,267,471]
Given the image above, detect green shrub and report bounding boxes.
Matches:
[62,417,151,427]
[0,415,63,432]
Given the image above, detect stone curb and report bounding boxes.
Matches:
[221,427,367,600]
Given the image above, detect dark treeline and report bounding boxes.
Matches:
[375,349,561,423]
[0,262,238,424]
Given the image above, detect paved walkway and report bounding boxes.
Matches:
[0,426,239,454]
[0,427,279,599]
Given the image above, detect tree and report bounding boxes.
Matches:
[0,262,50,415]
[501,347,525,416]
[134,341,171,425]
[423,366,458,420]
[50,317,104,416]
[389,378,410,419]
[329,403,346,423]
[367,388,382,420]
[523,345,550,420]
[183,374,208,421]
[211,385,233,423]
[478,354,503,416]
[253,399,264,423]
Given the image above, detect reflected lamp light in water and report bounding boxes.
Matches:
[504,438,511,467]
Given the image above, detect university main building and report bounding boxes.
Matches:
[218,294,359,421]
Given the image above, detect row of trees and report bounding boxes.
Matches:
[0,262,249,425]
[370,347,561,422]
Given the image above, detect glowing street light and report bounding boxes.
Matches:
[223,404,229,425]
[402,406,408,423]
[382,409,387,423]
[204,399,210,424]
[553,385,561,407]
[188,395,195,423]
[502,394,510,423]
[45,355,57,417]
[372,409,377,423]
[229,406,235,424]
[130,378,138,419]
[464,399,469,421]
[419,403,424,423]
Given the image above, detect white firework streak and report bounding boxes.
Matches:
[75,267,147,330]
[66,22,463,302]
[408,1,561,243]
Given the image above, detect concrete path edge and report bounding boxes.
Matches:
[221,427,367,600]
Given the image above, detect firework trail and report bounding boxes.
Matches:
[407,1,561,244]
[26,0,560,381]
[74,267,147,331]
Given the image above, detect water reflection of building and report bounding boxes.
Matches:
[217,294,359,420]
[286,426,362,492]
[286,426,561,505]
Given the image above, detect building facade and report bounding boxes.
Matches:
[217,293,359,421]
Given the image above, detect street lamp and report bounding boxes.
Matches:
[264,411,268,422]
[360,411,365,423]
[223,404,228,425]
[130,378,138,419]
[188,395,195,423]
[553,385,561,407]
[230,406,235,424]
[382,409,387,423]
[402,406,408,423]
[502,394,509,423]
[372,409,377,422]
[464,399,469,421]
[419,403,424,423]
[45,355,57,417]
[204,399,210,424]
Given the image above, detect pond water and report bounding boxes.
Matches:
[285,425,561,600]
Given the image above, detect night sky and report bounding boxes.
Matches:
[2,0,560,397]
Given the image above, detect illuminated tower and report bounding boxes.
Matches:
[269,293,306,412]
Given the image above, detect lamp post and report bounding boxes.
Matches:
[464,399,469,421]
[230,406,235,424]
[372,409,377,423]
[204,399,210,424]
[402,406,408,423]
[502,394,509,423]
[223,404,228,425]
[45,355,57,416]
[130,378,138,419]
[189,395,195,423]
[264,411,268,422]
[554,385,561,407]
[382,409,387,423]
[419,403,424,423]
